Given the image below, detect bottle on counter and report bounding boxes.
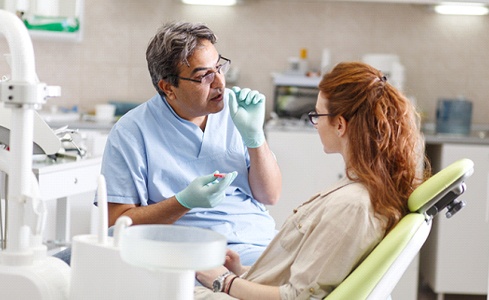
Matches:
[298,48,308,75]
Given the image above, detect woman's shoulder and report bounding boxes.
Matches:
[320,177,370,203]
[312,178,376,224]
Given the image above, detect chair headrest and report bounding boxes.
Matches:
[408,158,474,216]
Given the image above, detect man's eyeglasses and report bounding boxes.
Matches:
[173,55,231,85]
[308,111,335,125]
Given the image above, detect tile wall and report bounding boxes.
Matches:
[1,0,489,123]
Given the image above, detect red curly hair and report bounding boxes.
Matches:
[319,62,431,233]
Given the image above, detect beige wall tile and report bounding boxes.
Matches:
[1,0,488,124]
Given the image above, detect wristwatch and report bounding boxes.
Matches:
[212,271,232,292]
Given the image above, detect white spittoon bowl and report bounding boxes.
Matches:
[120,224,227,271]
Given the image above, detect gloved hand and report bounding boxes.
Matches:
[175,171,238,209]
[228,86,266,148]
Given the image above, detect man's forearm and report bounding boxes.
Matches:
[248,141,282,205]
[108,196,189,226]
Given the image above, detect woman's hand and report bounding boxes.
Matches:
[196,265,229,289]
[224,249,247,276]
[196,249,250,290]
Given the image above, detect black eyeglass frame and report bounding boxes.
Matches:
[170,55,231,84]
[308,111,336,125]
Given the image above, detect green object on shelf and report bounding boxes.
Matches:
[24,15,80,33]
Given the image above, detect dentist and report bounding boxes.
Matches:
[100,21,282,266]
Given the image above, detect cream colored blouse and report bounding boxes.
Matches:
[195,177,386,299]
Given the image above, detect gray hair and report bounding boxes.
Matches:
[146,21,218,96]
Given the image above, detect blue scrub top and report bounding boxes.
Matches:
[100,90,276,247]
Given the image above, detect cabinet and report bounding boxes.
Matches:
[421,143,489,297]
[272,74,320,119]
[32,156,102,247]
[266,127,344,228]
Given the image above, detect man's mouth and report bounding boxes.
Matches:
[211,93,223,101]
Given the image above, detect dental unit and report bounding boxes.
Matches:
[0,9,226,299]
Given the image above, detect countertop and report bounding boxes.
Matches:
[266,119,489,146]
[39,112,115,131]
[423,130,489,145]
[422,122,489,145]
[47,120,114,131]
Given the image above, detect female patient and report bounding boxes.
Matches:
[195,61,431,299]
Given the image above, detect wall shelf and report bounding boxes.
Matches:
[2,0,84,42]
[28,28,83,43]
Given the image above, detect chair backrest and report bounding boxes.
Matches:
[325,158,474,300]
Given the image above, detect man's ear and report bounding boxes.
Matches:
[158,79,176,100]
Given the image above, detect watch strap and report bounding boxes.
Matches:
[225,275,239,294]
[213,271,233,292]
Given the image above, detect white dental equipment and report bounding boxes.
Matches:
[0,8,70,299]
[0,104,62,155]
[0,9,227,299]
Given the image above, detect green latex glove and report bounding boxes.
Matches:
[228,86,266,148]
[175,171,238,209]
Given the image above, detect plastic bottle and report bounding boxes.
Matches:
[298,48,308,75]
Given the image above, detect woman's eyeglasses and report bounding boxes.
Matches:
[308,111,335,125]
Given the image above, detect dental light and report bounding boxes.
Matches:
[434,2,489,15]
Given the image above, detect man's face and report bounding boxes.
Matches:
[163,40,226,125]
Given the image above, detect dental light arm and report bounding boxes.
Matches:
[0,9,60,258]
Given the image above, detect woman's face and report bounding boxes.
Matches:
[315,92,342,154]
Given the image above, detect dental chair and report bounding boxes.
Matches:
[325,158,474,300]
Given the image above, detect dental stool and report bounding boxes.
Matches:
[325,158,474,300]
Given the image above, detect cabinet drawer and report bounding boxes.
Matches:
[34,158,101,201]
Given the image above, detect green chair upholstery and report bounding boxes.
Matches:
[325,158,474,300]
